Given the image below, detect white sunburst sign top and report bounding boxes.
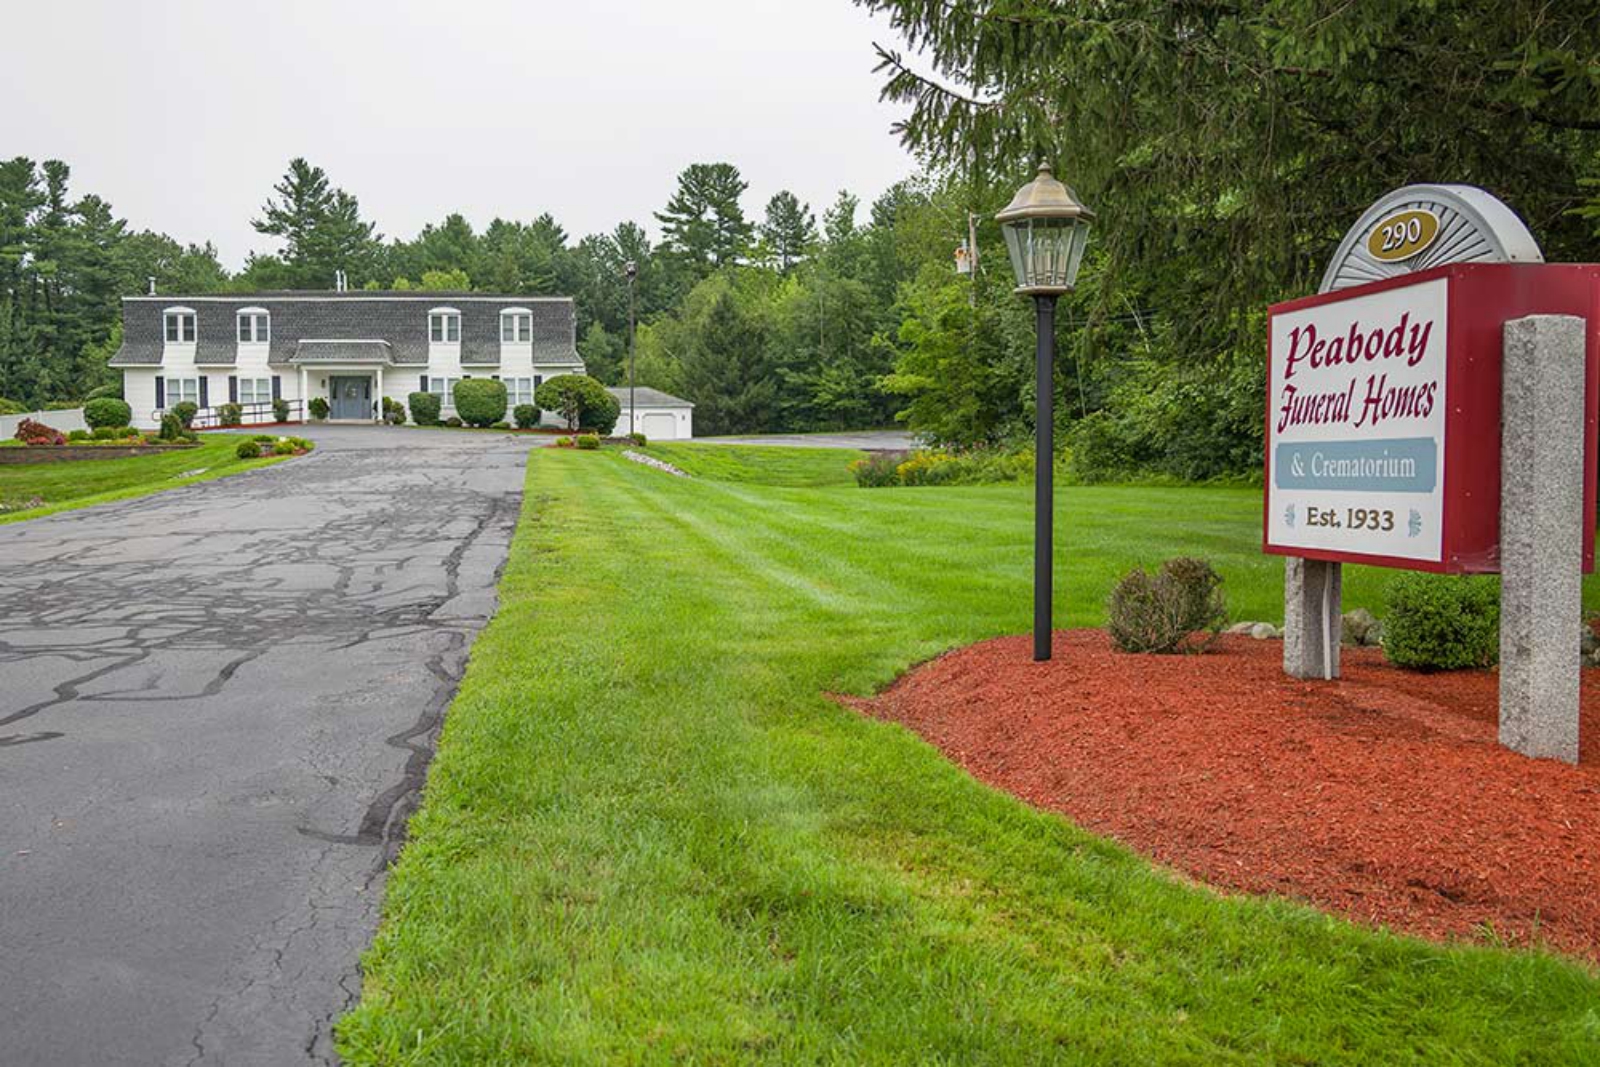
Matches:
[1319,184,1544,295]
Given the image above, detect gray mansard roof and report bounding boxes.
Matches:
[109,292,583,369]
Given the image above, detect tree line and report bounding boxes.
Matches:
[6,1,1597,476]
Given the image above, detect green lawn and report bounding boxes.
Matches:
[0,435,291,523]
[339,444,1600,1064]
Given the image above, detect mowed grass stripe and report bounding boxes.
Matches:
[340,446,1600,1065]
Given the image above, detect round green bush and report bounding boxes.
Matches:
[68,429,91,442]
[408,391,441,426]
[273,440,297,455]
[235,439,262,460]
[91,426,121,440]
[534,374,615,433]
[308,397,330,420]
[158,413,183,441]
[218,402,243,427]
[85,383,123,402]
[1382,573,1499,670]
[576,433,601,450]
[172,401,198,428]
[83,397,133,429]
[452,379,508,428]
[272,398,290,423]
[628,432,647,447]
[512,403,540,430]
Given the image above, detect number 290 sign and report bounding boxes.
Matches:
[1264,262,1600,574]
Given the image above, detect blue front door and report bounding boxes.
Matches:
[329,377,371,420]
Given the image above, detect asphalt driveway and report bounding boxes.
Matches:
[0,425,534,1065]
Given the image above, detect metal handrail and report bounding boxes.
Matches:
[157,399,305,429]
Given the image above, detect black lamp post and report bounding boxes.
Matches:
[625,260,638,436]
[996,164,1095,662]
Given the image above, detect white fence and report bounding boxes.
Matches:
[1,408,87,440]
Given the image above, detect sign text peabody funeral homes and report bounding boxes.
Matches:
[1264,263,1600,573]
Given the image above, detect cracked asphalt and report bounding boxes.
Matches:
[0,425,537,1065]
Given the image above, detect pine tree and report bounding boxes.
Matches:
[253,158,379,288]
[759,191,817,273]
[655,163,752,278]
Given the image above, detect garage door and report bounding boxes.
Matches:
[642,412,679,440]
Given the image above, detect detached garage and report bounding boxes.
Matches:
[608,386,695,440]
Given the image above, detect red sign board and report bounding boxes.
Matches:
[1264,263,1600,574]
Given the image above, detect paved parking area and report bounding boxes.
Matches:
[0,426,533,1065]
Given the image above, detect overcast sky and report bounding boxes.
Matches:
[1,0,917,269]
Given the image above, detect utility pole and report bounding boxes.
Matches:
[625,261,638,436]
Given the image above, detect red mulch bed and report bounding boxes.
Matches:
[843,631,1600,961]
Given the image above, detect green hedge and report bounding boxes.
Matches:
[453,379,507,428]
[83,397,132,429]
[409,391,441,426]
[1382,574,1499,670]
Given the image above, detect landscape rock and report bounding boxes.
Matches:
[1225,621,1257,635]
[1363,620,1384,648]
[1342,608,1378,646]
[1582,625,1598,657]
[1249,623,1280,640]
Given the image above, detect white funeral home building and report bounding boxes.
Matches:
[109,291,694,438]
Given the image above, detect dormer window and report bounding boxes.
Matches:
[237,308,270,343]
[500,308,533,343]
[429,309,461,343]
[164,308,196,344]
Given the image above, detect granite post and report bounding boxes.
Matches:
[1284,557,1342,679]
[1499,314,1585,764]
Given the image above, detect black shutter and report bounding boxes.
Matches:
[534,375,543,388]
[227,376,237,403]
[199,377,209,408]
[420,375,428,392]
[271,375,281,401]
[155,376,165,408]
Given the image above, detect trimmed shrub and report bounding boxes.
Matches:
[512,403,540,430]
[272,398,290,423]
[380,397,406,425]
[1107,557,1227,654]
[587,391,621,435]
[252,433,275,443]
[628,432,647,447]
[273,440,297,455]
[850,452,902,487]
[91,426,121,440]
[84,397,133,429]
[1382,573,1499,670]
[408,391,441,426]
[534,374,613,432]
[15,419,66,446]
[576,433,601,450]
[68,429,91,442]
[172,400,198,428]
[555,436,576,448]
[218,402,243,427]
[85,382,123,402]
[444,416,463,428]
[308,397,330,421]
[452,378,507,428]
[236,439,262,460]
[289,437,313,452]
[158,413,183,441]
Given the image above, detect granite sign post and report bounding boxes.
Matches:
[1265,185,1599,762]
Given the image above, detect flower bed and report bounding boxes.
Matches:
[844,630,1600,960]
[0,442,200,464]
